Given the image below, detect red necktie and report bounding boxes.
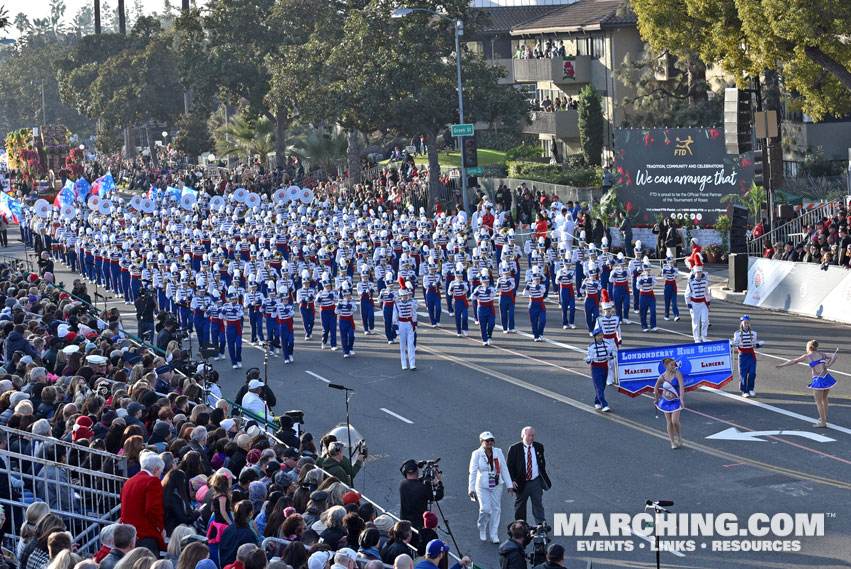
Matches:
[526,445,533,480]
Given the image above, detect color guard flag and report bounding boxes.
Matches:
[53,181,76,208]
[91,173,116,196]
[0,192,22,223]
[147,185,159,200]
[74,178,91,202]
[167,186,182,202]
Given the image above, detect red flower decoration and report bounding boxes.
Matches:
[625,201,633,212]
[709,128,720,140]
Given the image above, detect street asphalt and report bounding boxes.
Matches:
[12,240,851,569]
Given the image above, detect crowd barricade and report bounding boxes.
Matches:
[0,426,128,555]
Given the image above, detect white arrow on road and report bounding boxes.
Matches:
[706,427,835,443]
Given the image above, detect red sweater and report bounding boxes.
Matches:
[120,471,166,550]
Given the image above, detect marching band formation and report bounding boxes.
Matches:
[22,188,717,384]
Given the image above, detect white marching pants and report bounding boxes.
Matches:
[476,483,504,539]
[398,321,416,367]
[690,302,709,342]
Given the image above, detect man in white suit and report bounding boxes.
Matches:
[468,431,514,543]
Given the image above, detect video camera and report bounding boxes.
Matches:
[527,521,551,565]
[417,458,441,484]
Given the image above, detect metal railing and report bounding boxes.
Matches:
[0,427,128,556]
[747,200,842,256]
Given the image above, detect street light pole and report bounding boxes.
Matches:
[392,7,469,214]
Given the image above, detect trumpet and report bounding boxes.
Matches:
[499,227,510,237]
[324,244,335,253]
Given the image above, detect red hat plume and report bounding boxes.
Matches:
[398,276,406,288]
[600,289,611,304]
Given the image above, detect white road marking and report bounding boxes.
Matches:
[306,370,331,383]
[380,408,414,424]
[706,427,835,443]
[700,387,851,436]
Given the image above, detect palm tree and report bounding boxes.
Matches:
[13,12,31,35]
[94,0,100,34]
[217,115,276,163]
[0,6,10,32]
[117,0,125,34]
[288,127,349,176]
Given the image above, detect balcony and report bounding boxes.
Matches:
[490,59,514,84]
[521,110,580,139]
[513,56,591,84]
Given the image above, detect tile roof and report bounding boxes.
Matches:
[510,0,636,34]
[471,6,563,35]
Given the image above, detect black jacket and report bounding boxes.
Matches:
[499,539,527,569]
[99,549,124,569]
[399,478,443,529]
[506,441,551,492]
[163,486,198,534]
[235,382,277,410]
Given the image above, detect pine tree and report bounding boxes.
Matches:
[577,84,603,167]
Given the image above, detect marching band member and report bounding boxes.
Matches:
[628,242,643,314]
[356,266,377,335]
[496,262,516,333]
[393,281,418,370]
[422,259,443,327]
[579,265,601,334]
[468,431,513,544]
[685,265,710,343]
[523,269,547,342]
[636,259,658,332]
[379,271,398,344]
[275,287,295,364]
[775,340,838,428]
[448,265,469,337]
[336,284,358,358]
[205,295,226,360]
[611,255,631,324]
[661,256,680,321]
[584,326,615,411]
[654,358,685,449]
[595,291,621,386]
[296,270,316,340]
[555,256,576,330]
[223,291,244,369]
[730,315,764,397]
[190,291,210,348]
[472,269,496,346]
[318,276,338,350]
[263,284,281,355]
[245,278,265,345]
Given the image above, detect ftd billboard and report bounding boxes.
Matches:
[613,127,754,225]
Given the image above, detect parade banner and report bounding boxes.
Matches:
[614,127,754,225]
[743,257,794,306]
[617,340,733,397]
[745,257,851,324]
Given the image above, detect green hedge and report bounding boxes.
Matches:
[506,161,602,187]
[505,144,544,162]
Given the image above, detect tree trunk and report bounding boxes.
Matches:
[426,130,441,214]
[146,122,158,169]
[183,90,192,114]
[94,0,101,34]
[687,55,707,104]
[804,46,851,93]
[117,0,126,34]
[274,109,287,169]
[346,129,361,187]
[124,127,136,159]
[181,0,190,10]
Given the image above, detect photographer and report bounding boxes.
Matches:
[399,459,443,530]
[235,368,277,411]
[322,441,365,486]
[156,318,177,351]
[134,284,157,343]
[499,521,528,569]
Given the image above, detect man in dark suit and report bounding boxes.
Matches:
[35,228,51,255]
[506,426,551,524]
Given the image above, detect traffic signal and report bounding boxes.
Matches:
[723,88,752,155]
[753,148,765,187]
[462,134,478,169]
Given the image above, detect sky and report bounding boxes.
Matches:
[1,0,208,38]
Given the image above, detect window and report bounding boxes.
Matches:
[576,36,605,59]
[466,41,483,56]
[783,161,799,177]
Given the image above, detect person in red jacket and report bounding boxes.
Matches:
[120,451,166,553]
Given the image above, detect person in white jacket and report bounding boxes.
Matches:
[468,431,513,544]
